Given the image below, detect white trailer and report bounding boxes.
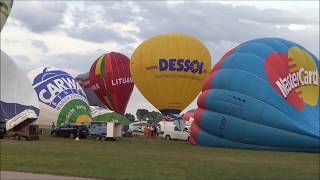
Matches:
[106,121,122,140]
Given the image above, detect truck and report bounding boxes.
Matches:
[162,123,190,141]
[89,121,122,141]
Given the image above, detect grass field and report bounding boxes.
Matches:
[1,130,319,180]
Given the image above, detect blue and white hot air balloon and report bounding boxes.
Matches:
[28,67,92,127]
[191,38,320,152]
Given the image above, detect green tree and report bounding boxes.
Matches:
[136,109,163,123]
[136,109,149,121]
[125,113,135,122]
[149,111,163,124]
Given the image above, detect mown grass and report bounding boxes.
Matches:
[1,130,319,180]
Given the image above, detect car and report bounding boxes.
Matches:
[122,130,133,137]
[162,125,190,141]
[51,124,89,139]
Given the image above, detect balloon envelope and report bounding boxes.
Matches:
[28,67,92,126]
[0,0,13,31]
[90,106,130,124]
[1,50,39,131]
[75,73,105,108]
[89,52,134,115]
[183,111,194,122]
[130,33,211,115]
[191,38,320,152]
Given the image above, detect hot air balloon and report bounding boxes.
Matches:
[90,106,130,124]
[191,38,320,152]
[28,67,92,127]
[0,0,14,31]
[183,110,195,122]
[89,52,134,115]
[1,50,39,136]
[75,73,105,108]
[130,33,212,116]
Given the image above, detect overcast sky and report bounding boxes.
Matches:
[1,1,319,116]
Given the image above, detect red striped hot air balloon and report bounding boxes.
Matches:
[89,52,134,115]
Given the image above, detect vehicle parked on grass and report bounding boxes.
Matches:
[51,124,89,139]
[128,121,147,135]
[88,121,123,141]
[162,124,190,141]
[122,130,134,137]
[7,124,39,141]
[88,121,107,140]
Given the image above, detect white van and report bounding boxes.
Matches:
[162,123,190,141]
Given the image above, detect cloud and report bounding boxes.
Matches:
[11,1,67,33]
[61,1,318,58]
[39,51,104,76]
[31,40,48,53]
[65,24,136,44]
[9,55,38,73]
[133,2,318,44]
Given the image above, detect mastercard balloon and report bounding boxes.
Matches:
[130,33,211,115]
[191,38,319,152]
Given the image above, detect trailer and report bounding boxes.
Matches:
[7,124,39,141]
[106,121,122,141]
[89,121,122,141]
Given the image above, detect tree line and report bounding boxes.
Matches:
[125,109,163,124]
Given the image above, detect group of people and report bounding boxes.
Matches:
[144,124,161,138]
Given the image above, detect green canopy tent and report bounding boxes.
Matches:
[90,106,130,124]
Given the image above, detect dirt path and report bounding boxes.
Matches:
[0,171,97,180]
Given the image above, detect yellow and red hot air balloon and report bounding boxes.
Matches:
[130,33,212,115]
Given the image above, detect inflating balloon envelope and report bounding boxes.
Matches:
[28,67,92,127]
[75,72,105,108]
[191,38,319,152]
[0,50,40,134]
[90,106,130,124]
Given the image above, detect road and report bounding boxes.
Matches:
[0,171,96,180]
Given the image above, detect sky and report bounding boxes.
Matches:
[1,1,319,117]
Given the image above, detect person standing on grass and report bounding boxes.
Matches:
[153,124,157,138]
[51,122,55,130]
[156,124,161,137]
[144,126,148,138]
[149,125,155,137]
[147,125,151,138]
